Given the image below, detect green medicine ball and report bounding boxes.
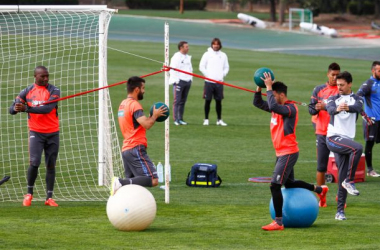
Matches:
[150,102,170,122]
[253,67,275,88]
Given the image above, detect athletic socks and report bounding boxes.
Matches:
[275,217,283,226]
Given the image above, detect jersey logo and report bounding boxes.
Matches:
[271,117,277,125]
[118,110,125,117]
[32,100,45,106]
[276,175,281,182]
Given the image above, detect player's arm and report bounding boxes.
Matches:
[267,91,296,117]
[223,54,229,77]
[169,54,180,84]
[357,81,372,108]
[136,106,167,130]
[26,88,60,114]
[199,53,207,76]
[326,97,339,115]
[9,89,27,115]
[348,95,364,113]
[308,88,320,115]
[253,87,270,112]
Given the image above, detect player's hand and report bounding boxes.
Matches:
[152,105,168,119]
[14,103,26,112]
[260,72,274,90]
[315,102,326,111]
[337,103,348,112]
[361,111,375,126]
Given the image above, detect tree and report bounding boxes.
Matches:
[279,0,288,24]
[180,0,184,14]
[269,0,277,22]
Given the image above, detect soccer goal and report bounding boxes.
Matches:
[0,5,123,202]
[288,8,313,31]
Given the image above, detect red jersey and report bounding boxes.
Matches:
[10,83,60,133]
[118,97,147,151]
[254,91,299,156]
[309,83,338,135]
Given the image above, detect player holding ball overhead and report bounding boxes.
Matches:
[253,72,328,231]
[111,76,168,195]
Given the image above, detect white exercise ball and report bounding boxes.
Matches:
[107,184,157,231]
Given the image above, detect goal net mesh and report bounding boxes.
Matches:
[0,7,123,202]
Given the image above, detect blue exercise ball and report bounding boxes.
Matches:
[269,188,319,228]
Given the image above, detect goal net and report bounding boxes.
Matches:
[0,5,123,202]
[288,8,313,31]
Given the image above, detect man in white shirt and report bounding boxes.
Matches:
[169,41,193,126]
[199,38,229,126]
[326,71,364,221]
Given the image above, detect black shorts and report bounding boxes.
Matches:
[29,131,59,168]
[122,145,158,179]
[203,81,224,101]
[363,120,380,143]
[271,152,298,185]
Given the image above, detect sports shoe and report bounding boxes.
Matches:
[342,179,360,196]
[203,119,209,126]
[367,170,380,177]
[335,195,347,208]
[23,194,33,207]
[178,120,187,125]
[262,221,284,231]
[318,185,329,207]
[110,176,122,196]
[335,210,347,220]
[216,119,227,126]
[45,198,59,207]
[174,120,180,126]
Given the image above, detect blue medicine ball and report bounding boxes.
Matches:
[150,102,169,122]
[253,67,275,88]
[269,188,319,228]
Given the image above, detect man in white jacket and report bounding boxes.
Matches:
[199,38,229,126]
[169,41,193,125]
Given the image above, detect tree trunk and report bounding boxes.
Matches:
[376,0,380,18]
[270,0,277,22]
[179,0,184,14]
[249,1,253,12]
[279,0,287,24]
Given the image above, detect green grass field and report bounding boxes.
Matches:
[1,38,380,249]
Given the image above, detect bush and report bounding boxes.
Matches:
[0,0,78,4]
[125,0,207,10]
[348,1,375,15]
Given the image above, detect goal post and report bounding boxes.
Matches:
[0,5,123,202]
[289,8,313,31]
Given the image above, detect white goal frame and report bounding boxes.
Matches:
[0,5,120,202]
[289,8,313,31]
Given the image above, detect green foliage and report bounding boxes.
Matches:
[349,1,376,15]
[125,0,207,10]
[0,0,78,4]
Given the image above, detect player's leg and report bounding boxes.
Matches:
[44,132,59,206]
[334,153,348,220]
[364,121,380,176]
[316,134,330,185]
[203,81,213,125]
[315,134,330,207]
[178,80,191,123]
[117,145,158,188]
[215,84,227,126]
[263,153,298,230]
[24,131,44,206]
[172,83,180,124]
